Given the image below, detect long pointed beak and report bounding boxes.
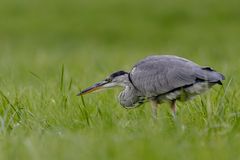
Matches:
[77,81,109,96]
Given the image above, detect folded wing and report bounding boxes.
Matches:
[130,55,224,97]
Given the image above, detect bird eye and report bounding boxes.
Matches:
[105,78,111,82]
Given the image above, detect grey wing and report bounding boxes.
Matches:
[130,55,224,97]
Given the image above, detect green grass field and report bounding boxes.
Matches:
[0,0,240,159]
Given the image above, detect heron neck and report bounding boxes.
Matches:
[118,85,140,107]
[117,76,143,108]
[117,74,139,91]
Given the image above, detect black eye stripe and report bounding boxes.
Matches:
[105,78,111,82]
[110,71,128,78]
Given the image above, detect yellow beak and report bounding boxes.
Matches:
[77,81,108,96]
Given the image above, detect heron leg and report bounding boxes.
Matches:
[150,100,158,119]
[171,100,177,118]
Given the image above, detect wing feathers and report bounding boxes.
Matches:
[130,55,224,97]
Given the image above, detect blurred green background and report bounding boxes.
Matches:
[0,0,239,84]
[1,0,239,73]
[0,0,240,160]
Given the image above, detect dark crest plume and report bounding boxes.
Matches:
[110,71,128,78]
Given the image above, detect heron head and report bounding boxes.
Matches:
[77,71,128,96]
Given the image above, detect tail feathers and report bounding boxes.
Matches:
[216,80,223,85]
[209,71,225,82]
[218,72,225,81]
[197,67,225,85]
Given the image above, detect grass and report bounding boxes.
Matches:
[0,0,240,159]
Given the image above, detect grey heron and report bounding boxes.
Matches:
[77,55,225,118]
